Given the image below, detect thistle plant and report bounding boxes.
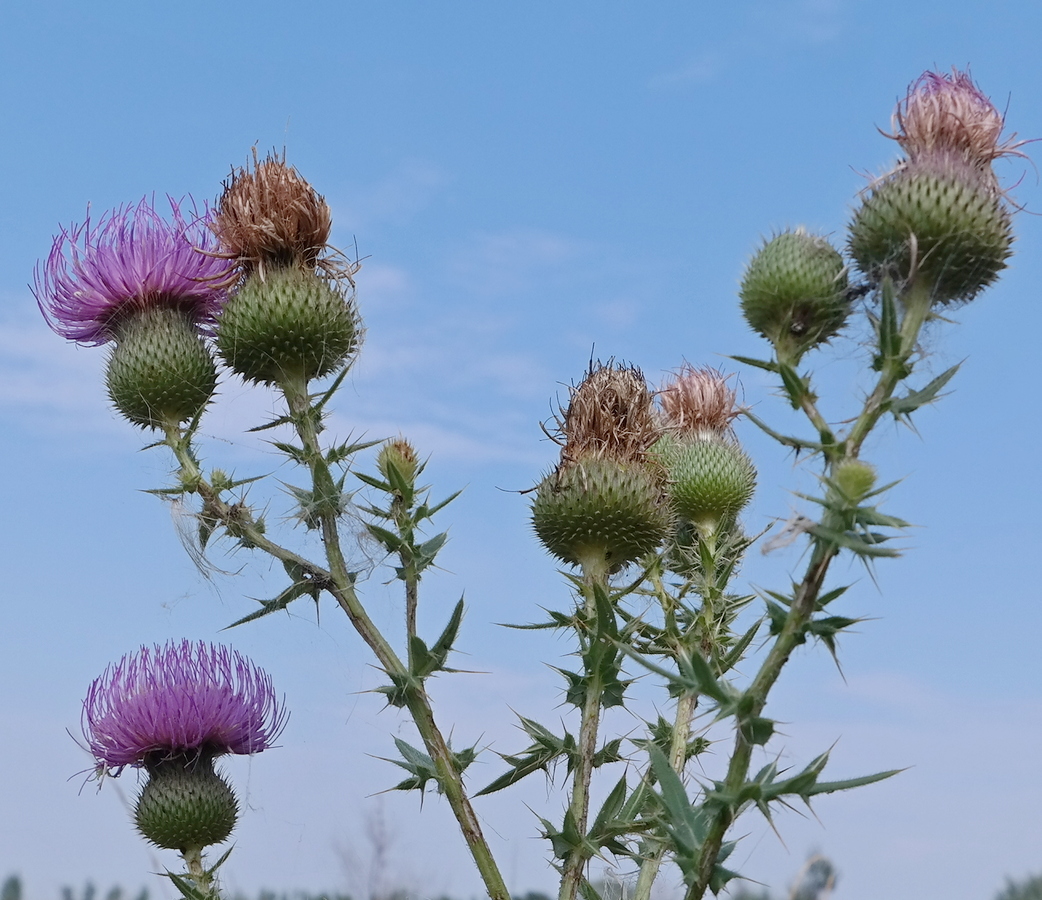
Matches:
[39,69,1027,900]
[83,642,285,899]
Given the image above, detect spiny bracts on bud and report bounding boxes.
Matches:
[532,361,668,570]
[105,307,217,429]
[739,230,850,365]
[211,149,336,279]
[848,159,1013,305]
[216,267,361,385]
[135,756,238,851]
[532,456,670,570]
[830,458,877,504]
[659,365,740,439]
[654,432,756,536]
[378,438,420,485]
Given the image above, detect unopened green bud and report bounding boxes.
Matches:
[532,455,668,570]
[377,438,420,485]
[216,267,360,386]
[105,307,217,429]
[656,434,756,535]
[135,758,238,851]
[831,458,876,503]
[739,230,850,365]
[849,160,1012,305]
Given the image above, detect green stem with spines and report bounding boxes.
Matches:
[558,553,612,900]
[683,283,933,900]
[162,379,509,900]
[634,524,736,900]
[277,373,510,900]
[181,847,218,900]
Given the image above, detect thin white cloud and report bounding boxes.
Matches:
[449,228,582,297]
[330,160,449,233]
[651,0,847,89]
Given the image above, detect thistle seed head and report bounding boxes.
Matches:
[890,69,1023,171]
[659,365,740,439]
[554,361,660,467]
[849,155,1013,305]
[211,149,350,281]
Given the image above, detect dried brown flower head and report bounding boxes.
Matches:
[659,365,740,437]
[211,149,352,282]
[890,69,1025,170]
[552,360,659,466]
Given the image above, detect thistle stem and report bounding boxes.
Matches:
[181,847,218,899]
[558,554,612,900]
[684,283,934,900]
[278,374,510,900]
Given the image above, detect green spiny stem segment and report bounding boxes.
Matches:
[161,382,508,900]
[276,375,510,900]
[633,529,739,900]
[683,281,933,900]
[558,554,613,900]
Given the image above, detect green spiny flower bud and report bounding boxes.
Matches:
[216,267,360,386]
[739,230,850,365]
[831,458,876,504]
[849,160,1013,305]
[655,433,756,535]
[531,455,669,571]
[135,758,238,851]
[377,437,420,485]
[105,307,217,430]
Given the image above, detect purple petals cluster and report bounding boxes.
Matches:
[84,641,286,770]
[36,198,234,345]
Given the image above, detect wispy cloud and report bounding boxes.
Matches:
[448,228,582,297]
[330,160,449,233]
[651,0,847,89]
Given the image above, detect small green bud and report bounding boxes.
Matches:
[377,438,420,486]
[831,458,876,504]
[739,230,850,365]
[532,455,669,570]
[849,160,1013,305]
[216,267,360,386]
[655,433,756,535]
[135,758,238,851]
[105,307,217,429]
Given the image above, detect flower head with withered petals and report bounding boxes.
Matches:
[890,68,1025,170]
[36,198,232,346]
[83,641,286,771]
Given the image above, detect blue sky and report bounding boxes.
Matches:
[2,2,1041,899]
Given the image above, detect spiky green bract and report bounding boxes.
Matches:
[135,757,238,851]
[654,433,756,535]
[531,455,669,570]
[849,160,1013,305]
[216,267,360,385]
[105,307,217,429]
[739,230,849,365]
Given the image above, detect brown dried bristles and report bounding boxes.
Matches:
[550,360,660,466]
[659,365,741,438]
[210,149,357,284]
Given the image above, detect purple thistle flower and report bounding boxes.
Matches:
[83,641,286,770]
[35,197,234,346]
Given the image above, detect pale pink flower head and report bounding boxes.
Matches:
[891,69,1022,168]
[659,365,740,438]
[35,197,233,346]
[83,641,286,771]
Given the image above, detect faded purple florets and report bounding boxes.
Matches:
[35,198,234,345]
[84,641,286,770]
